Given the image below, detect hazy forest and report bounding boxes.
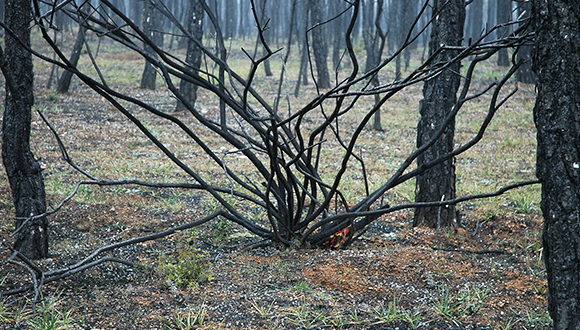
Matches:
[0,0,577,329]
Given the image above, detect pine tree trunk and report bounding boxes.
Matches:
[176,0,204,112]
[496,0,510,66]
[516,1,534,84]
[140,0,163,90]
[532,0,580,328]
[414,0,465,228]
[57,21,87,93]
[2,0,48,259]
[309,0,330,89]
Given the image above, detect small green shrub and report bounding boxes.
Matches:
[158,231,213,289]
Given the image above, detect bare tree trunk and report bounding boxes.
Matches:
[176,0,204,111]
[401,0,418,70]
[140,0,163,90]
[294,0,309,96]
[56,14,87,93]
[484,0,496,42]
[308,0,330,89]
[532,0,580,328]
[414,0,465,228]
[516,0,534,84]
[467,0,483,42]
[259,0,273,76]
[223,0,236,39]
[496,0,510,66]
[330,0,346,70]
[362,0,386,131]
[2,0,48,259]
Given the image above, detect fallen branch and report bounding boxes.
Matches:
[2,210,226,297]
[432,247,510,255]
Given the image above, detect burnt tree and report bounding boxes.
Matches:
[414,0,465,228]
[308,0,330,89]
[176,0,204,111]
[362,0,386,131]
[516,0,534,84]
[532,0,580,328]
[56,6,88,94]
[1,0,48,259]
[140,0,163,90]
[496,0,511,66]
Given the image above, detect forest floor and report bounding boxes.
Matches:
[0,34,549,329]
[1,200,550,330]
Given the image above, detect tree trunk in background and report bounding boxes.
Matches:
[308,0,330,89]
[176,0,204,112]
[294,0,309,96]
[362,0,386,131]
[389,0,402,76]
[224,0,236,39]
[401,0,417,70]
[516,0,534,84]
[330,0,346,70]
[2,0,48,259]
[414,0,465,228]
[56,15,87,93]
[259,0,273,76]
[496,0,510,66]
[532,0,580,328]
[387,0,399,53]
[484,0,496,42]
[467,0,483,42]
[140,0,163,90]
[130,0,142,31]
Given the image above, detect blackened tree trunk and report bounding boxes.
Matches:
[496,0,511,66]
[294,0,309,96]
[176,0,204,112]
[387,0,400,53]
[2,0,48,259]
[362,0,386,131]
[259,0,273,77]
[516,0,534,84]
[56,19,87,93]
[330,0,346,70]
[140,0,163,90]
[532,0,580,328]
[308,0,330,89]
[224,0,236,39]
[413,0,465,228]
[401,0,417,71]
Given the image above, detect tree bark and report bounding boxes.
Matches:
[259,0,273,77]
[308,0,330,89]
[532,1,580,328]
[176,0,204,112]
[496,0,510,66]
[294,0,309,96]
[413,0,465,228]
[224,0,236,39]
[140,0,163,90]
[56,17,87,93]
[2,0,48,259]
[516,0,534,84]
